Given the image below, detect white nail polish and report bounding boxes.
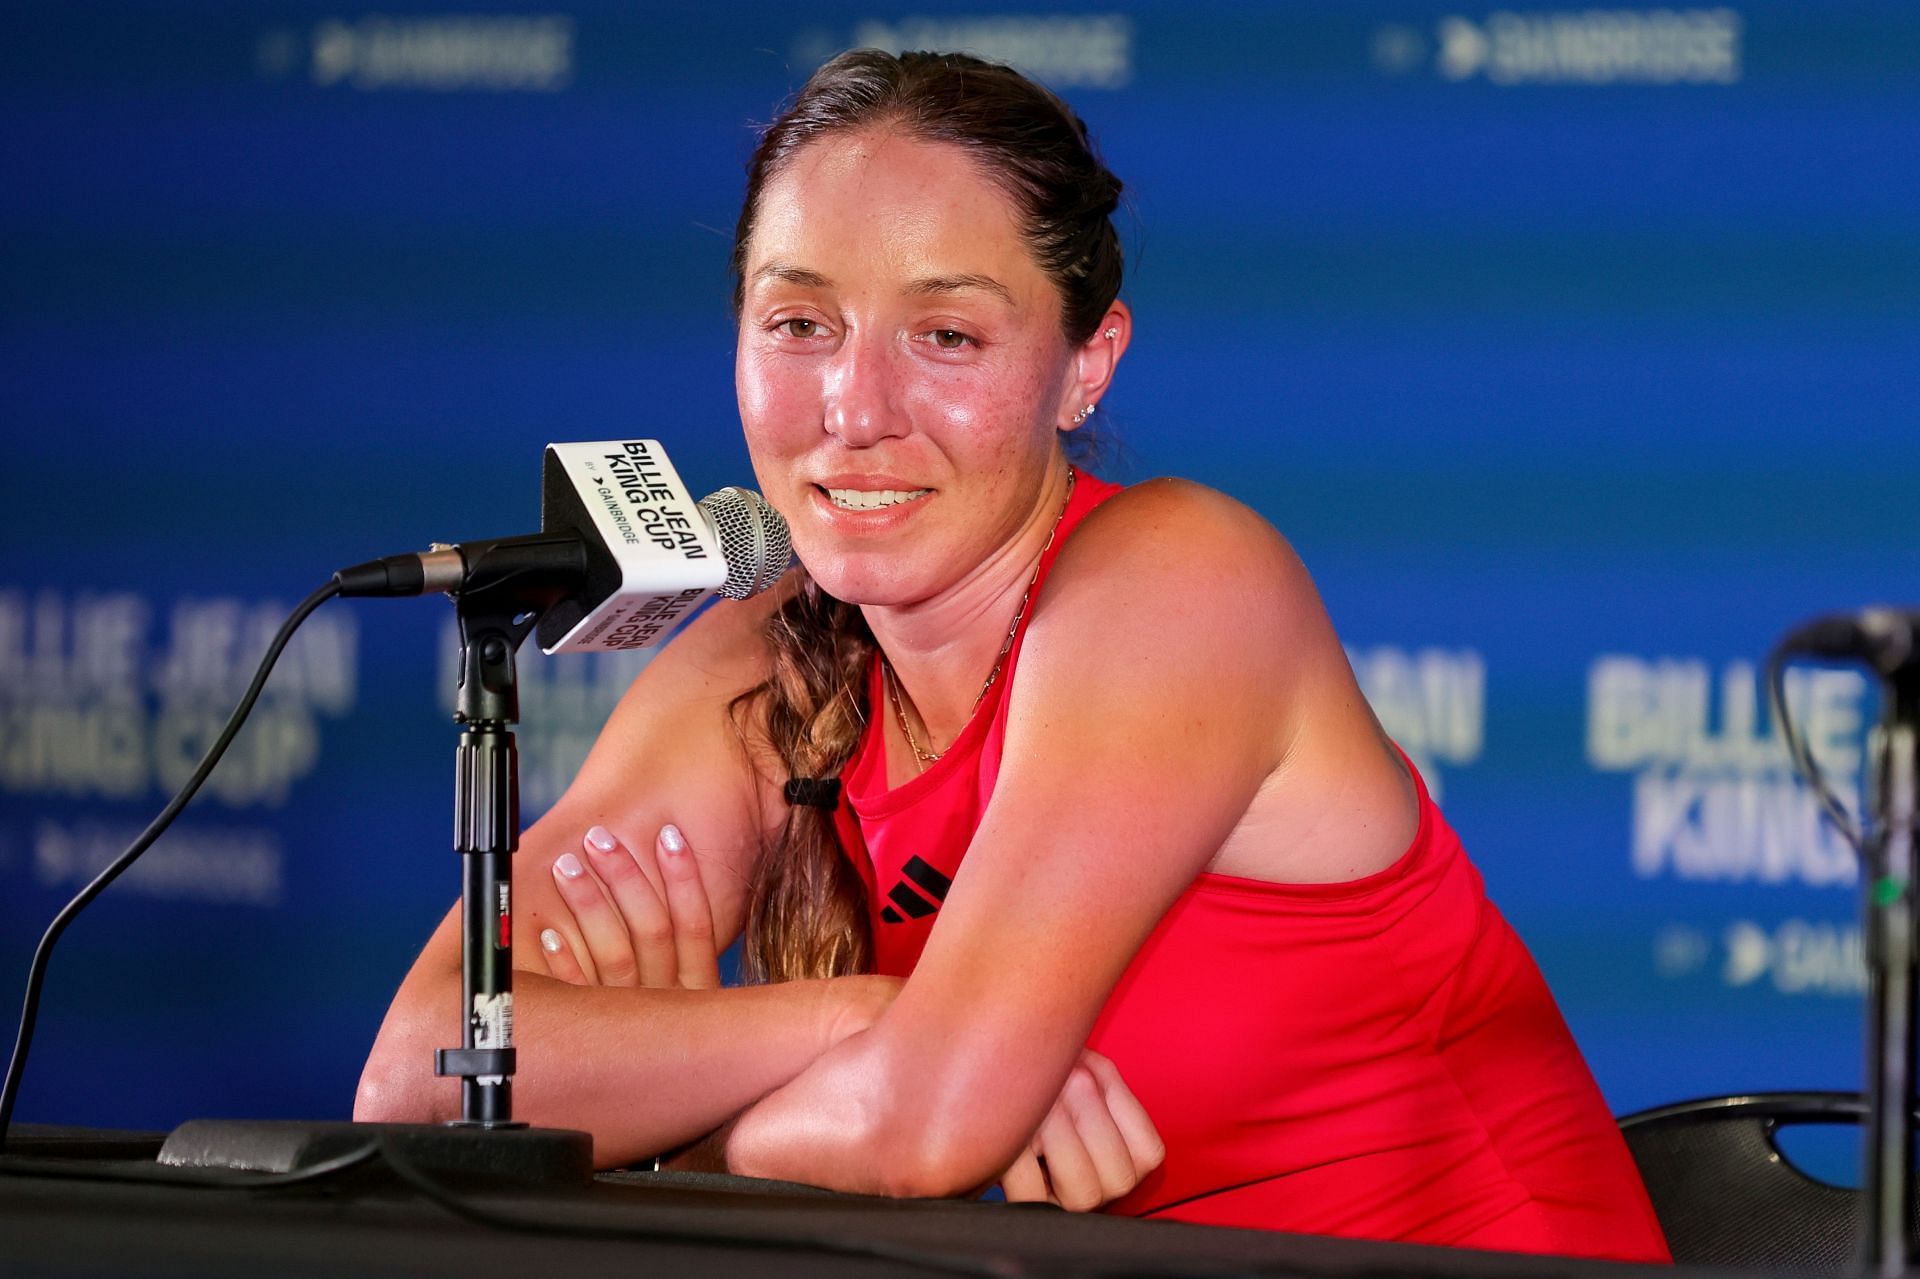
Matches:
[556,852,585,879]
[586,824,617,853]
[660,824,686,854]
[540,928,562,954]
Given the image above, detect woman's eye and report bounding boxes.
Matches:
[776,318,819,339]
[929,329,973,351]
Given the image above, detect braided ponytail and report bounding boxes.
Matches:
[736,575,875,981]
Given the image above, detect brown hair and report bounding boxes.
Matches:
[733,49,1126,983]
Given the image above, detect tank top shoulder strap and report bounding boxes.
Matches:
[836,466,1124,816]
[1043,466,1125,576]
[985,466,1124,709]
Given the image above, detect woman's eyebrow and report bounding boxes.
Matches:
[905,273,1014,305]
[749,264,1014,306]
[752,263,833,289]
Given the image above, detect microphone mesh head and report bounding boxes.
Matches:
[697,487,793,600]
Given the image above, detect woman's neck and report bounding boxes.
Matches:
[861,464,1074,751]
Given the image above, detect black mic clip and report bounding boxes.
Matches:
[333,534,587,606]
[1780,607,1919,681]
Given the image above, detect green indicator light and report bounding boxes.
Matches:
[1875,878,1907,907]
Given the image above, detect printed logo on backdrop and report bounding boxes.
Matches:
[792,15,1134,89]
[1588,654,1871,999]
[1371,8,1743,85]
[1346,645,1485,803]
[255,14,574,92]
[1587,654,1866,887]
[1653,918,1866,999]
[438,620,654,816]
[0,589,360,908]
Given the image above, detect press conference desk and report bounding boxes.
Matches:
[1,1126,1678,1279]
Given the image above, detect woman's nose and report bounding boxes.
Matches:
[822,329,907,446]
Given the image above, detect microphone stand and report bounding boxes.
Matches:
[1865,667,1920,1276]
[159,554,593,1185]
[435,576,536,1126]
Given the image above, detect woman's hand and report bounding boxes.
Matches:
[538,823,721,990]
[998,1049,1164,1212]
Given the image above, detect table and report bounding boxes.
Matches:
[0,1125,1674,1278]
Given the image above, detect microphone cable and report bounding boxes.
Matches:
[0,577,1025,1279]
[0,564,1031,1279]
[0,579,342,1144]
[1765,643,1867,858]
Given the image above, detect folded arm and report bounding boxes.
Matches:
[360,920,893,1161]
[725,482,1323,1195]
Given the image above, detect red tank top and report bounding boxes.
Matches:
[831,470,1669,1261]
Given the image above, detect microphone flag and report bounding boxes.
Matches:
[538,439,734,654]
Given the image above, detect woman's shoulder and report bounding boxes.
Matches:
[1087,474,1279,527]
[1033,475,1346,714]
[1064,476,1318,610]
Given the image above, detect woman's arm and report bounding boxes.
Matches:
[354,583,890,1166]
[356,907,896,1164]
[726,481,1345,1195]
[527,823,1162,1209]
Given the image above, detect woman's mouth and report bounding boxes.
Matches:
[820,486,932,511]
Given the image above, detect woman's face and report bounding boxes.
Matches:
[735,128,1082,608]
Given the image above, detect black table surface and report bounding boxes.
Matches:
[0,1125,1690,1279]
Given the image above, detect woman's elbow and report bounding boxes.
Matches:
[353,1038,448,1124]
[879,1134,1012,1200]
[353,994,455,1124]
[353,1059,419,1124]
[858,1103,1022,1200]
[724,1083,975,1198]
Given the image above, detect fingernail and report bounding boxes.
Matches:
[660,824,686,855]
[586,824,617,854]
[555,852,585,879]
[540,928,562,954]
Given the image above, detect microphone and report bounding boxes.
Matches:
[1778,607,1920,678]
[332,439,791,653]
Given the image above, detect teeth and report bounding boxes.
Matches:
[825,487,930,511]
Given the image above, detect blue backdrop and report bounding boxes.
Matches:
[3,1,1916,1152]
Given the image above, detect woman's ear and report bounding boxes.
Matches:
[1058,301,1131,431]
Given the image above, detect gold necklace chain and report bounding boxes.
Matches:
[885,471,1076,768]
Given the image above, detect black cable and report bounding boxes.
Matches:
[1766,645,1867,857]
[0,568,1014,1275]
[0,579,343,1144]
[0,1141,379,1189]
[375,1138,1026,1279]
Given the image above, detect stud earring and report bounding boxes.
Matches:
[1103,327,1119,340]
[1070,404,1096,425]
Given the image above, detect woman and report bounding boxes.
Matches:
[358,49,1668,1261]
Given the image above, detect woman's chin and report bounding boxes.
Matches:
[793,553,921,609]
